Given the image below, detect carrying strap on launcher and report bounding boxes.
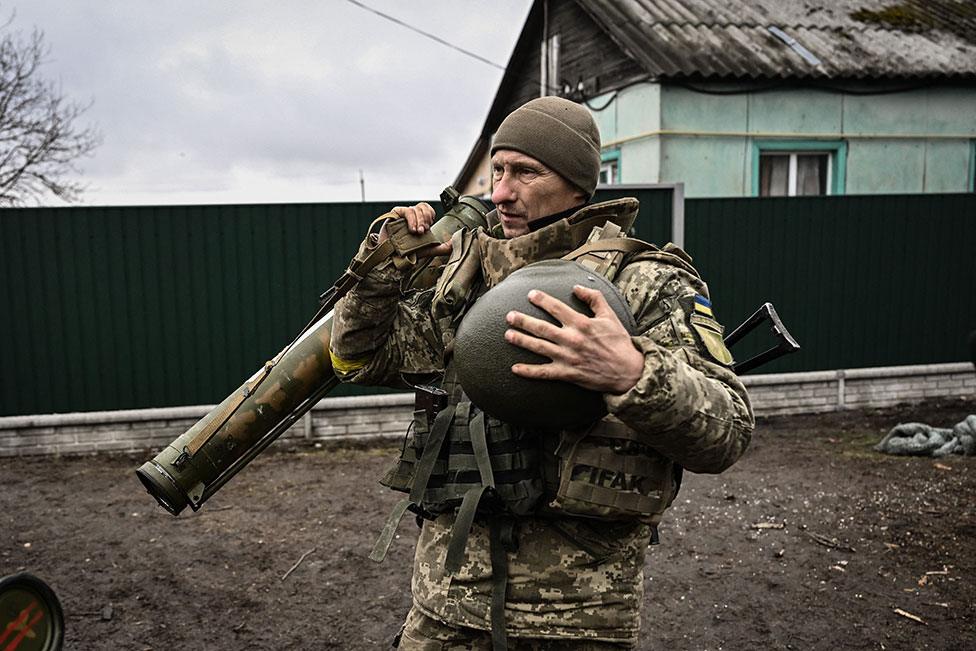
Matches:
[319,214,444,307]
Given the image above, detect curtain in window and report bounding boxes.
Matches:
[797,155,828,195]
[759,155,789,196]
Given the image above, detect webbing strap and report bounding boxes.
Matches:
[368,497,412,563]
[571,447,650,475]
[183,348,287,455]
[444,485,491,574]
[423,475,531,506]
[409,406,455,503]
[563,480,661,514]
[488,517,515,651]
[469,411,495,489]
[426,450,533,474]
[444,409,496,574]
[562,236,657,262]
[454,402,472,441]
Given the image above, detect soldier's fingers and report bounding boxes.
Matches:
[415,202,435,227]
[505,310,564,342]
[505,328,561,360]
[511,360,578,383]
[573,285,614,319]
[391,205,424,234]
[406,202,434,233]
[526,290,585,327]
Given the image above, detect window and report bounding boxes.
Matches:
[753,140,847,196]
[599,149,620,185]
[759,152,830,196]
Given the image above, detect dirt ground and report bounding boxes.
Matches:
[2,397,975,650]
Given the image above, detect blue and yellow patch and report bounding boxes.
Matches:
[689,294,734,366]
[693,294,714,317]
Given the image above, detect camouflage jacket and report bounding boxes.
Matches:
[330,199,754,643]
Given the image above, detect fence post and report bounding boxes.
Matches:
[670,182,685,248]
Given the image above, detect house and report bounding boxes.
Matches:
[456,0,976,198]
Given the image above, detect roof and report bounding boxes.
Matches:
[579,0,976,80]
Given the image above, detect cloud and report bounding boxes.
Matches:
[9,0,531,204]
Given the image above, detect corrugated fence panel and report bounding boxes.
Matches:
[685,193,976,374]
[0,201,435,416]
[7,188,970,415]
[593,186,672,244]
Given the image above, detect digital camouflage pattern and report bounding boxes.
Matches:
[479,199,639,289]
[410,515,648,643]
[330,199,754,645]
[400,605,634,649]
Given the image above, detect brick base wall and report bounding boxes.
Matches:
[1,363,973,458]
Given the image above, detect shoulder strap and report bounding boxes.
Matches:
[562,221,659,282]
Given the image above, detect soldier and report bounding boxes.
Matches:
[330,97,754,650]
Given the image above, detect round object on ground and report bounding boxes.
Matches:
[0,572,65,651]
[453,259,637,429]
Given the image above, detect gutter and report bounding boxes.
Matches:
[602,129,976,150]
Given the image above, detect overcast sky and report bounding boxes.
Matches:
[10,0,531,206]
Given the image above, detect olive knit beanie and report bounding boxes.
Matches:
[490,96,601,197]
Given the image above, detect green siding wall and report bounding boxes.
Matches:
[684,193,976,374]
[597,82,976,197]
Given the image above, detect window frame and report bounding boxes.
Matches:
[969,140,975,193]
[600,148,621,185]
[752,140,847,197]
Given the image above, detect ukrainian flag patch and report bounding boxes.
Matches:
[693,294,714,317]
[689,294,734,366]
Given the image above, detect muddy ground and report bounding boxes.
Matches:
[2,397,975,650]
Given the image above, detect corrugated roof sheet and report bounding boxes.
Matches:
[580,0,976,80]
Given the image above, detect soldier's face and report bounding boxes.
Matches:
[490,150,585,238]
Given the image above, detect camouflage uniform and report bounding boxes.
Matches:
[330,199,754,647]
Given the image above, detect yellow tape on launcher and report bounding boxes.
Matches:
[135,188,490,516]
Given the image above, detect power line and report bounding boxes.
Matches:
[344,0,506,71]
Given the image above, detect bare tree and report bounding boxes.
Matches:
[0,18,100,206]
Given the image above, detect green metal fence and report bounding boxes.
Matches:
[1,201,401,416]
[0,188,673,416]
[4,190,968,416]
[684,193,976,374]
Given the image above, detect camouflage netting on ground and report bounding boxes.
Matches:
[875,415,976,457]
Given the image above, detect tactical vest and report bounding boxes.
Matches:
[371,198,706,649]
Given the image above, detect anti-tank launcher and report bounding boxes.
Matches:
[135,188,491,515]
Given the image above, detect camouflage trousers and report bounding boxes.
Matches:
[395,606,635,650]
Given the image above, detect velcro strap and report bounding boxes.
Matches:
[368,497,413,562]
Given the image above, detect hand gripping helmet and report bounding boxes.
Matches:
[453,260,638,429]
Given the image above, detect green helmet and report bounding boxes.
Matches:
[453,260,637,429]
